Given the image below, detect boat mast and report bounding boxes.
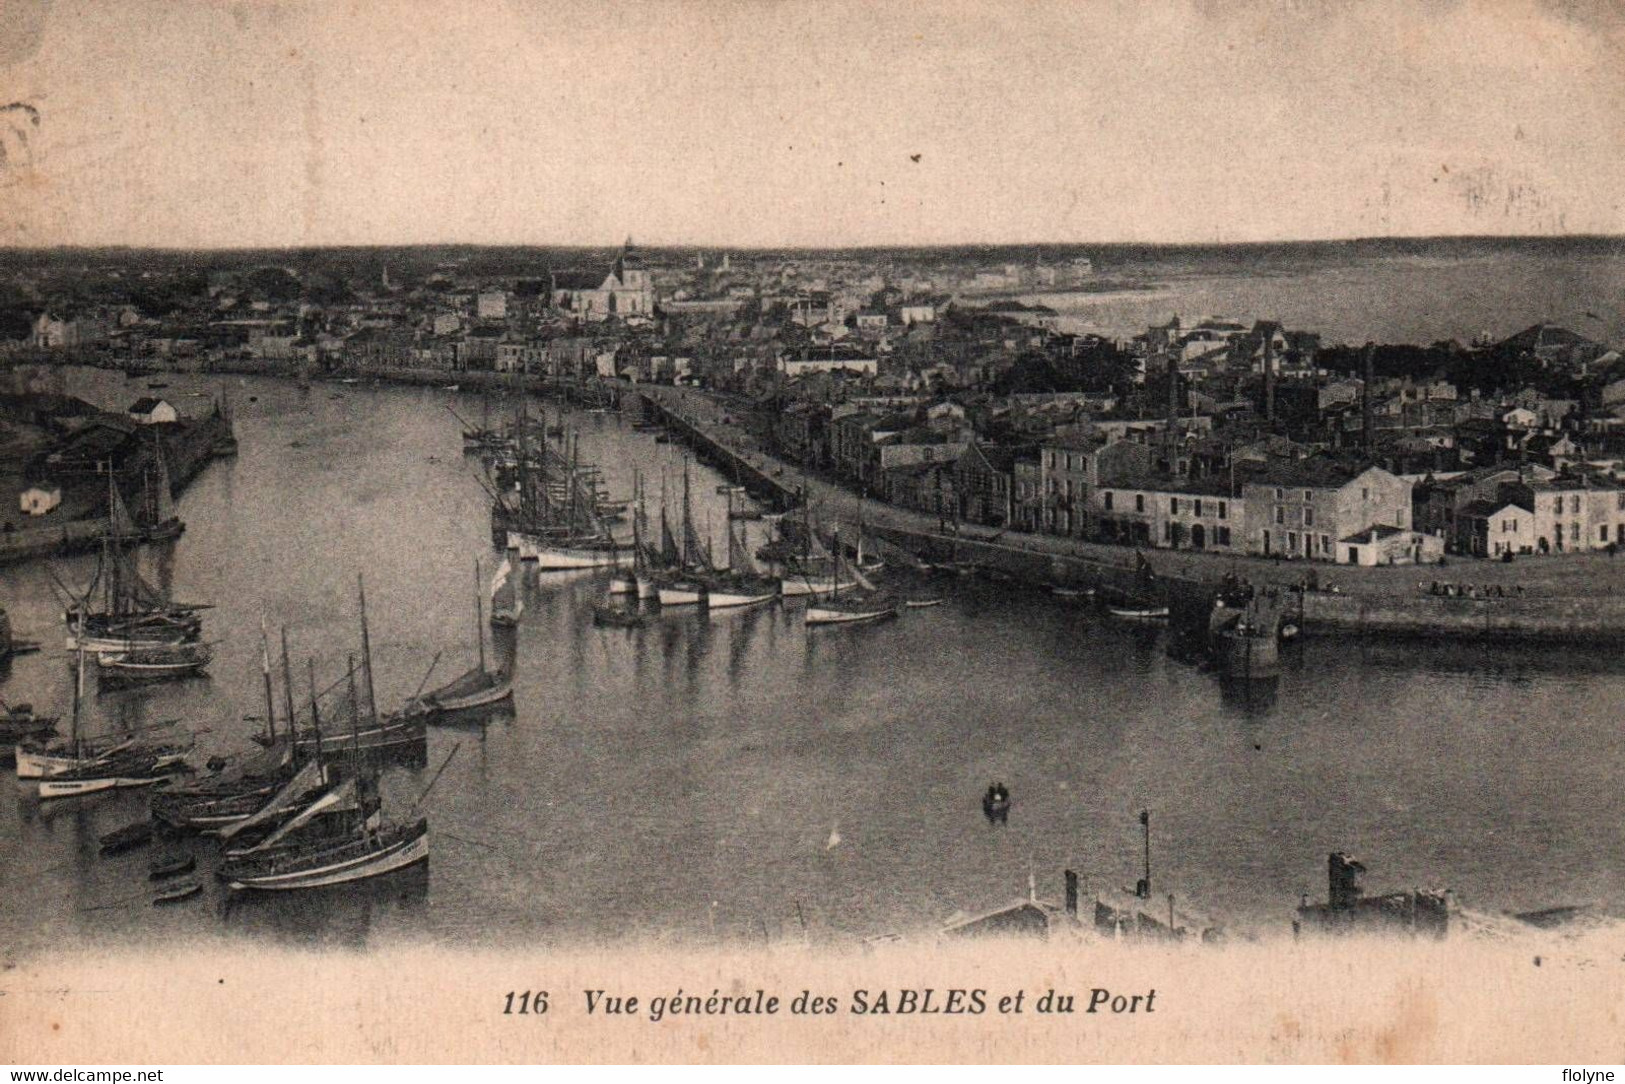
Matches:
[307,656,325,769]
[260,614,278,745]
[681,460,692,569]
[631,470,645,577]
[830,530,842,601]
[473,558,485,675]
[70,645,83,759]
[155,439,174,523]
[802,481,813,564]
[280,626,296,736]
[347,652,363,762]
[659,471,671,569]
[357,575,379,724]
[104,467,120,618]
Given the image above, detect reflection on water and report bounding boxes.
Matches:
[1,368,1624,959]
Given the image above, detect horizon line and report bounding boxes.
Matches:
[2,233,1623,257]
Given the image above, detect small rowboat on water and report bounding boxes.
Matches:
[153,879,202,905]
[592,603,649,629]
[149,853,196,880]
[97,642,213,682]
[982,783,1011,824]
[1109,606,1169,620]
[99,820,154,854]
[904,598,944,609]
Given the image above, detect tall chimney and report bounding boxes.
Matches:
[1361,342,1376,458]
[1263,331,1276,425]
[1064,870,1080,917]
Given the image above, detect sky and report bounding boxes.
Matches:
[0,0,1621,248]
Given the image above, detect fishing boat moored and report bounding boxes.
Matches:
[1108,605,1169,620]
[97,642,213,683]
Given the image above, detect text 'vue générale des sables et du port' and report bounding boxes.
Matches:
[502,988,1159,1021]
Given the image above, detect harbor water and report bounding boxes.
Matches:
[4,365,1625,957]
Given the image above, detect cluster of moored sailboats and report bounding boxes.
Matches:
[462,392,920,628]
[57,474,214,682]
[594,464,904,628]
[9,553,508,899]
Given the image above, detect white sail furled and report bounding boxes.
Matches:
[241,778,359,855]
[216,759,323,841]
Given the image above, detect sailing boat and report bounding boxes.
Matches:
[153,634,307,830]
[221,746,452,893]
[634,475,660,600]
[642,470,683,601]
[607,470,645,596]
[508,412,626,569]
[63,471,205,653]
[489,552,524,627]
[655,460,711,606]
[700,495,780,609]
[140,436,185,542]
[777,499,857,599]
[35,649,185,799]
[410,560,513,717]
[96,640,213,684]
[18,717,192,780]
[805,530,897,627]
[254,578,426,757]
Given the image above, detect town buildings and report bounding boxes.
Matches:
[6,244,1623,572]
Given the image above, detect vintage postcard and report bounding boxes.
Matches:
[1,0,1623,1066]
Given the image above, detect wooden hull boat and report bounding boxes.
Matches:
[149,853,197,879]
[226,818,429,892]
[252,716,425,757]
[706,588,777,610]
[97,642,212,681]
[805,603,897,627]
[778,574,858,598]
[99,820,155,854]
[509,533,624,570]
[657,581,706,607]
[153,879,203,905]
[66,627,197,654]
[18,743,189,780]
[1108,606,1169,620]
[416,668,512,714]
[39,769,169,800]
[703,574,779,610]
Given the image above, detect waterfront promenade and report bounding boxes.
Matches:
[637,385,1625,638]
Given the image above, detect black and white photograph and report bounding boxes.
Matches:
[1,0,1623,1067]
